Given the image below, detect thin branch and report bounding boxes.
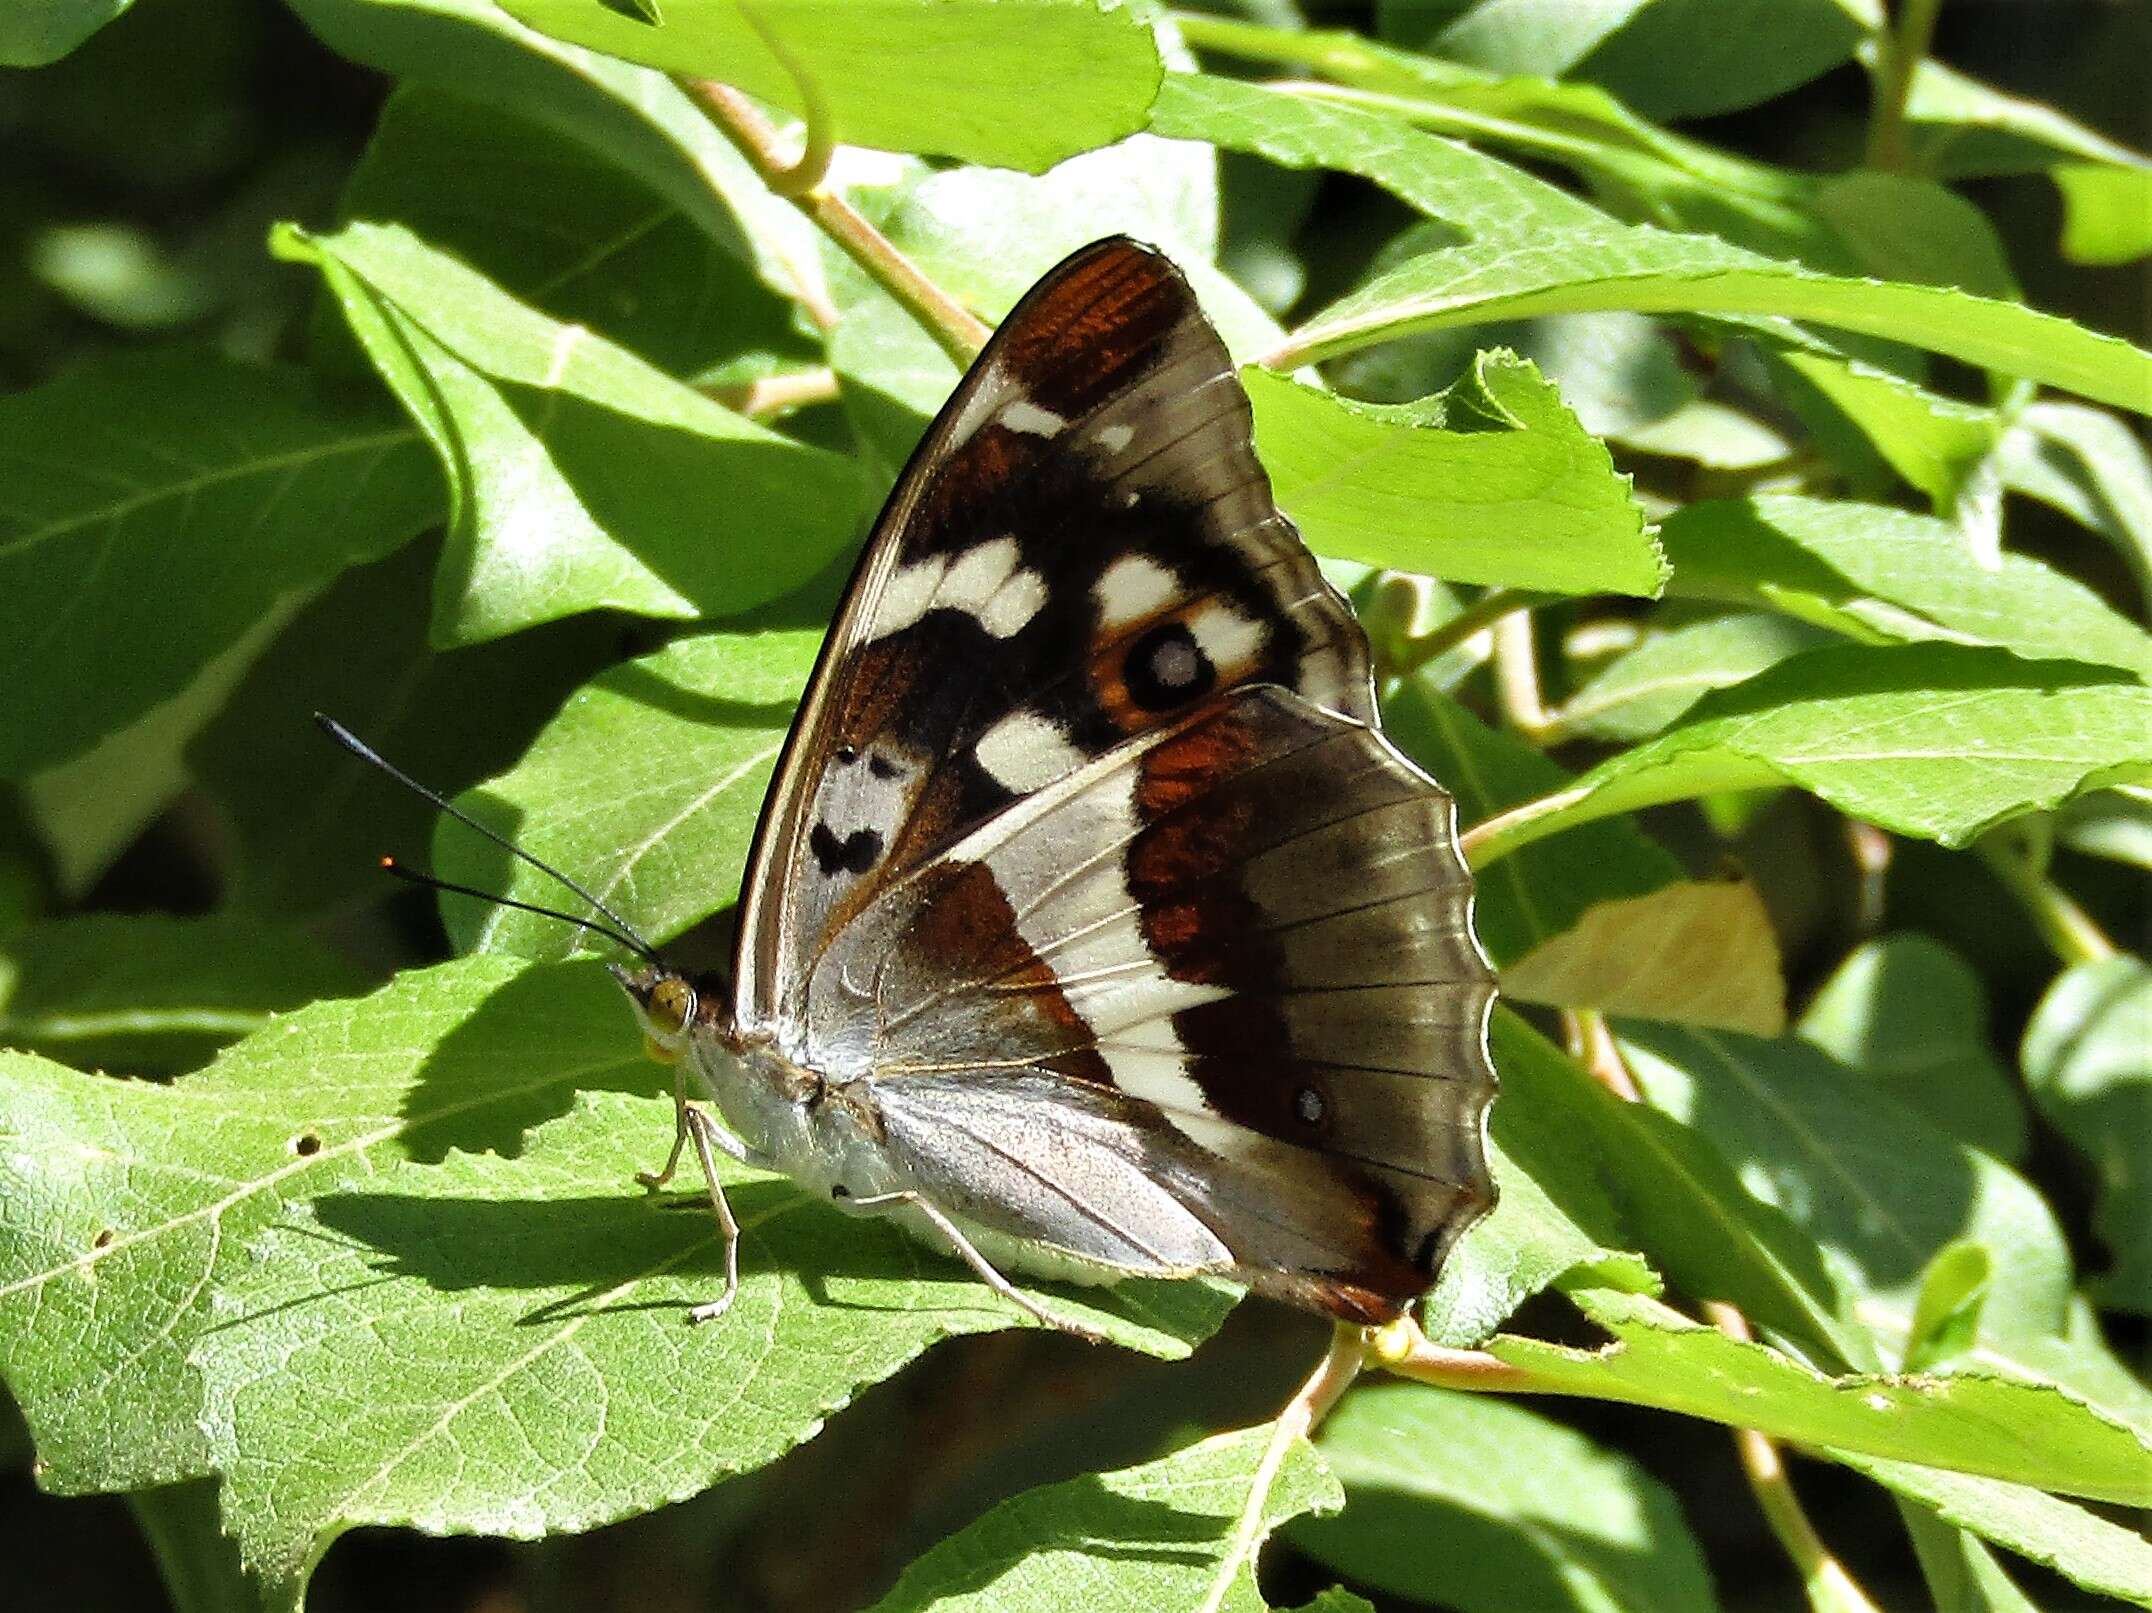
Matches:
[728,0,833,196]
[1706,1304,1888,1613]
[1396,587,1550,676]
[1458,782,1594,871]
[1198,1323,1368,1613]
[1864,0,1944,174]
[1492,610,1554,741]
[1568,1009,1643,1101]
[1975,831,2118,969]
[684,80,989,367]
[706,366,842,420]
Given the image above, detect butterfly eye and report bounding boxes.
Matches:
[647,977,697,1035]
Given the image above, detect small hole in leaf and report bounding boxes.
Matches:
[91,1227,115,1251]
[291,1131,323,1157]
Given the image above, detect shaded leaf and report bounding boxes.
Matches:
[436,627,819,959]
[0,915,369,1076]
[334,85,814,381]
[1421,1013,1657,1349]
[1470,644,2152,865]
[1554,614,1831,742]
[866,1428,1337,1613]
[285,0,825,314]
[1660,496,2152,679]
[0,348,441,779]
[0,0,131,65]
[1616,1023,2070,1346]
[497,0,1163,174]
[188,537,625,923]
[2022,958,2152,1315]
[1294,1382,1717,1613]
[1383,679,1681,966]
[1496,1012,1856,1366]
[2000,401,2152,611]
[1247,355,1664,597]
[281,220,861,644]
[1844,1456,2152,1610]
[1799,935,2028,1162]
[1504,879,1787,1033]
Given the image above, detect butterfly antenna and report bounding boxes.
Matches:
[314,713,661,964]
[377,858,661,965]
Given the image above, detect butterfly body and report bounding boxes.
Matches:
[621,238,1497,1335]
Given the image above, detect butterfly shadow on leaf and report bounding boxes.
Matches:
[308,1176,805,1326]
[395,959,673,1164]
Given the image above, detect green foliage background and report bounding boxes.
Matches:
[1,2,2148,1611]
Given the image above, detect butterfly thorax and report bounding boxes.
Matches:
[686,1033,907,1205]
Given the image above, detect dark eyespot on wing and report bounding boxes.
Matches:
[1124,621,1214,712]
[810,823,884,877]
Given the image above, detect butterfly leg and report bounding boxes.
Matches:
[635,1063,692,1191]
[839,1189,1105,1346]
[681,1103,747,1325]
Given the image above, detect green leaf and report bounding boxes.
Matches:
[1292,220,2152,414]
[866,1427,1338,1613]
[1663,496,2152,679]
[437,627,818,959]
[1470,644,2152,865]
[1553,614,1832,742]
[1496,1286,2152,1506]
[1842,1456,2152,1610]
[1895,53,2152,268]
[0,915,369,1076]
[495,0,1162,173]
[1903,1243,1992,1374]
[1246,355,1664,597]
[1157,77,2152,412]
[199,1076,1227,1601]
[1382,679,1681,965]
[1899,1509,2043,1613]
[0,956,618,1495]
[1799,933,2031,1161]
[1294,1382,1717,1613]
[1503,879,1787,1033]
[0,0,131,66]
[2022,958,2152,1315]
[1498,1013,1856,1366]
[1421,1013,1657,1349]
[281,220,861,645]
[2052,162,2152,266]
[2056,788,2152,873]
[1615,1023,2071,1347]
[1799,935,2028,1162]
[188,537,626,923]
[285,0,824,314]
[1806,172,2017,298]
[335,85,814,381]
[1771,357,2005,558]
[1409,0,1868,122]
[0,348,441,779]
[2000,401,2152,613]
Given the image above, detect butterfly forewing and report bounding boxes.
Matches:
[734,240,1370,1034]
[728,237,1495,1323]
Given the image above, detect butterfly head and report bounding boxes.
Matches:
[611,963,733,1063]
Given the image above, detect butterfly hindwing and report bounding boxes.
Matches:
[734,239,1370,1033]
[829,686,1495,1321]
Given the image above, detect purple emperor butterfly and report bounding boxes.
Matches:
[613,238,1498,1340]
